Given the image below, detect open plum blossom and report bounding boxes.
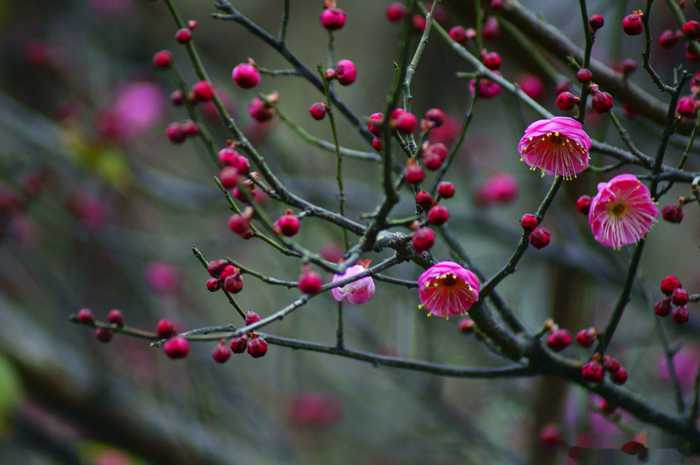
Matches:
[331,264,375,304]
[588,174,658,249]
[517,116,592,178]
[417,261,480,318]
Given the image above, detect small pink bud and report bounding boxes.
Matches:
[156,319,176,339]
[449,26,467,43]
[555,91,580,111]
[458,318,475,333]
[232,63,261,89]
[334,59,356,86]
[659,29,679,49]
[320,7,347,31]
[589,14,604,31]
[95,327,113,343]
[612,366,628,385]
[575,327,597,348]
[298,268,323,295]
[385,2,407,22]
[309,102,327,120]
[415,191,434,210]
[248,97,275,122]
[529,227,551,249]
[412,227,435,252]
[230,335,248,353]
[546,328,572,352]
[520,213,538,232]
[275,210,301,237]
[175,28,192,43]
[682,20,700,39]
[576,195,592,215]
[192,80,215,102]
[367,112,384,135]
[207,259,228,277]
[152,50,172,68]
[672,306,689,324]
[427,205,449,225]
[76,308,94,325]
[676,96,697,119]
[219,166,239,190]
[245,311,262,325]
[247,336,268,358]
[581,360,604,383]
[654,297,672,317]
[206,278,220,292]
[660,275,681,296]
[424,108,446,127]
[166,122,186,144]
[622,11,643,36]
[437,182,455,199]
[107,309,124,327]
[404,160,425,184]
[672,288,689,306]
[591,91,614,113]
[662,204,684,223]
[228,214,253,238]
[163,336,190,359]
[576,68,593,82]
[212,341,231,363]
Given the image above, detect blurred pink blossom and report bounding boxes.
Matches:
[475,173,518,206]
[95,450,131,465]
[658,345,700,392]
[289,392,342,428]
[145,261,180,294]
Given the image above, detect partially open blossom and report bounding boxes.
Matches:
[517,116,592,178]
[417,261,480,318]
[331,264,375,305]
[588,174,658,249]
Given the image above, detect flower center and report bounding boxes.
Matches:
[547,131,565,145]
[609,201,628,218]
[441,273,458,286]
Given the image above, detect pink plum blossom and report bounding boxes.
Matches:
[517,116,592,178]
[331,264,375,305]
[588,174,658,249]
[417,261,480,318]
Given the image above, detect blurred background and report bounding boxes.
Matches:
[0,0,699,464]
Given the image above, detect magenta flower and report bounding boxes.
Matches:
[517,116,592,178]
[331,264,375,305]
[417,261,480,318]
[588,174,658,249]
